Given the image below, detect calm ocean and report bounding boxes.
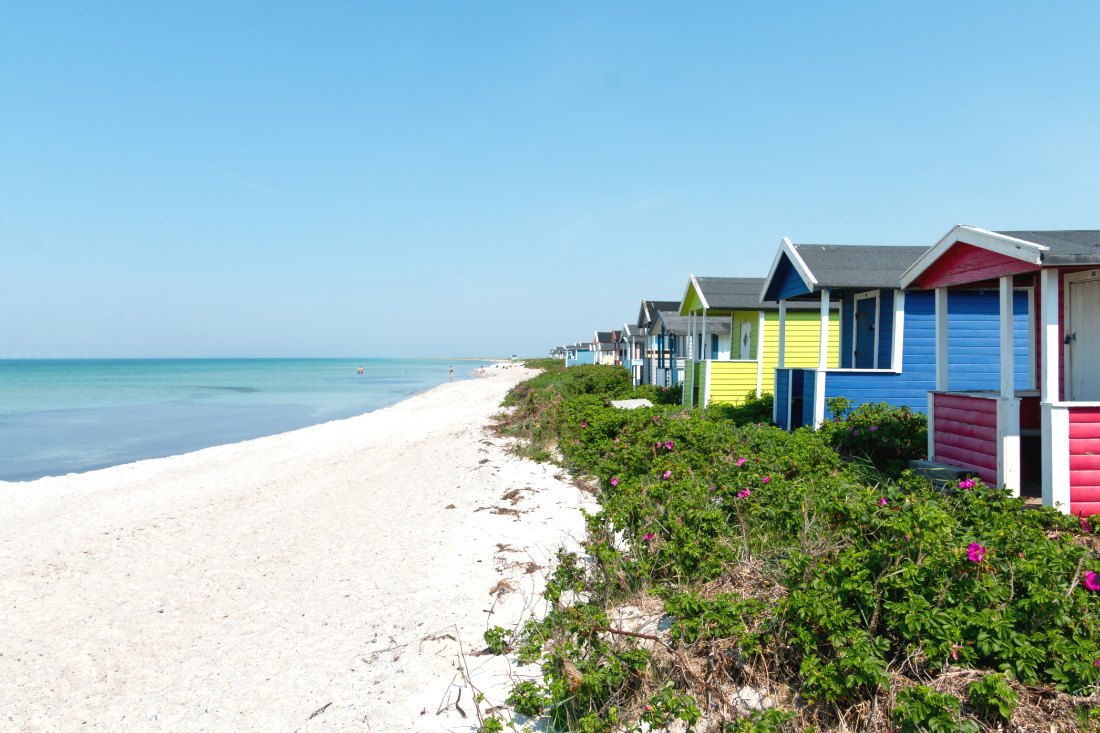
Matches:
[0,358,490,482]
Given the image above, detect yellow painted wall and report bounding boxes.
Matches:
[760,309,839,380]
[702,309,839,406]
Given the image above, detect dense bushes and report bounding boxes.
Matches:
[488,364,1099,732]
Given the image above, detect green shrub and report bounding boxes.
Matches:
[893,686,977,732]
[493,364,1100,730]
[967,672,1018,722]
[820,397,927,476]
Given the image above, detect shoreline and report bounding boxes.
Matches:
[0,359,495,485]
[0,362,592,731]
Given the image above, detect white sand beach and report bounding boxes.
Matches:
[0,365,592,732]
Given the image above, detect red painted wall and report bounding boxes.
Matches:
[911,242,1040,289]
[934,393,998,485]
[1069,407,1100,516]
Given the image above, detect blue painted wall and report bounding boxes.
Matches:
[774,369,790,429]
[768,258,813,301]
[840,297,854,368]
[566,350,597,368]
[774,289,1033,423]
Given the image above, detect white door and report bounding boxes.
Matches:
[739,321,752,360]
[1066,270,1100,400]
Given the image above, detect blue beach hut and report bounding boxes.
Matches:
[761,238,1032,430]
[564,341,597,368]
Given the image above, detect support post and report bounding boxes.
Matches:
[814,288,830,427]
[1040,269,1068,511]
[999,276,1020,495]
[935,287,948,391]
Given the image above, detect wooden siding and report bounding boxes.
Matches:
[878,289,896,368]
[1069,407,1100,516]
[770,257,812,301]
[813,290,1029,418]
[681,283,705,314]
[761,309,840,376]
[706,361,761,405]
[767,310,840,424]
[947,290,1030,392]
[933,393,998,485]
[774,369,790,429]
[911,242,1041,289]
[840,297,854,368]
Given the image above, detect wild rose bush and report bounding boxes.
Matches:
[491,364,1099,732]
[819,397,928,477]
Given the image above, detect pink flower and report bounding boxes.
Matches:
[1081,517,1093,532]
[580,421,587,429]
[1085,571,1100,592]
[959,479,975,489]
[1094,659,1100,668]
[762,476,770,484]
[662,470,672,480]
[737,489,751,499]
[610,477,619,487]
[967,543,987,563]
[878,497,888,507]
[643,532,655,541]
[664,440,674,450]
[653,416,660,424]
[736,457,747,467]
[614,437,620,443]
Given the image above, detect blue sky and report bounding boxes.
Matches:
[2,2,1098,358]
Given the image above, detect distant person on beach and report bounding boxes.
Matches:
[449,366,453,383]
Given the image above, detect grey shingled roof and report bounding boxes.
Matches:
[653,310,690,334]
[793,244,928,289]
[693,276,821,311]
[595,331,614,345]
[997,230,1100,264]
[637,299,681,327]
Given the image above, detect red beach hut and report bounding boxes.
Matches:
[902,226,1100,516]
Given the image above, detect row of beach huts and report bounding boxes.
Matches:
[549,226,1100,518]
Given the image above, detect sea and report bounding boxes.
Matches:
[0,358,492,482]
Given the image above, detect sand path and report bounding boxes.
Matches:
[0,366,590,732]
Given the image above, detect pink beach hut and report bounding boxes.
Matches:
[901,226,1100,517]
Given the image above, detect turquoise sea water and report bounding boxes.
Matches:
[0,358,490,482]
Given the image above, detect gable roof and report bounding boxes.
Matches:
[900,226,1100,288]
[682,275,824,314]
[637,299,680,328]
[763,238,927,300]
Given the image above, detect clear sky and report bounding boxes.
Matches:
[3,2,1098,358]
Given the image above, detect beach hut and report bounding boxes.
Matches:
[650,309,689,388]
[679,275,833,408]
[634,300,680,386]
[901,226,1100,515]
[565,341,596,368]
[619,324,646,385]
[593,331,618,366]
[762,240,1032,431]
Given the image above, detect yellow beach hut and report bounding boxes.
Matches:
[679,276,839,407]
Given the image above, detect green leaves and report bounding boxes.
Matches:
[497,364,1100,729]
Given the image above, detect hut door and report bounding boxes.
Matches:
[853,293,878,369]
[739,321,752,360]
[1066,270,1100,400]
